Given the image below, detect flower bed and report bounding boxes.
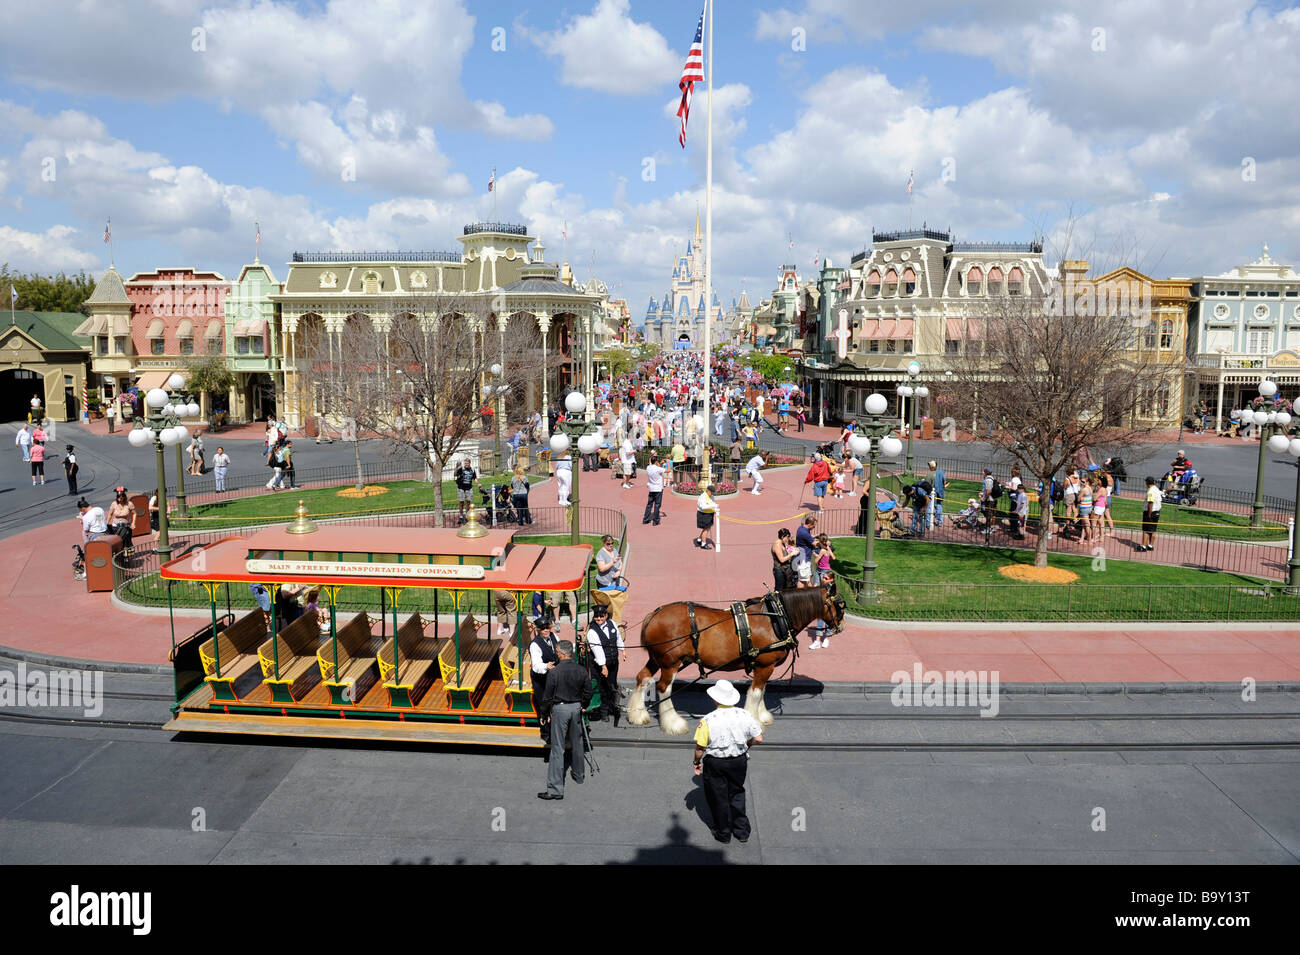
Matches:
[672,478,738,497]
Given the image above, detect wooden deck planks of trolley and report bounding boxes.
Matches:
[160,515,592,748]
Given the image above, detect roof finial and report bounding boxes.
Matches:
[695,202,701,238]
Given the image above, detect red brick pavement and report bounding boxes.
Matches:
[3,463,1297,681]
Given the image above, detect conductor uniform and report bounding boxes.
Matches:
[584,606,625,724]
[693,680,763,844]
[530,624,559,739]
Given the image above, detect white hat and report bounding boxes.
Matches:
[707,679,741,706]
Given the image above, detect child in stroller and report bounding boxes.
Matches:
[954,497,984,530]
[478,482,520,525]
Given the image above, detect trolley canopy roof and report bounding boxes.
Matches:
[160,525,593,592]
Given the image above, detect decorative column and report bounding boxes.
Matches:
[582,314,594,421]
[538,312,552,438]
[497,311,508,448]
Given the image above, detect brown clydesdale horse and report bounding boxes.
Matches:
[627,585,845,734]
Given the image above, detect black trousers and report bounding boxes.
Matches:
[597,659,619,719]
[513,493,532,524]
[66,472,77,495]
[643,490,662,524]
[702,754,750,838]
[532,671,550,741]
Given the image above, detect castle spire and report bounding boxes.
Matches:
[695,203,701,238]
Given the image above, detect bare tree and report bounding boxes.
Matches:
[945,266,1184,568]
[297,293,543,512]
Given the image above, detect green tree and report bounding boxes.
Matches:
[601,347,636,381]
[743,353,794,384]
[184,355,237,426]
[0,264,96,313]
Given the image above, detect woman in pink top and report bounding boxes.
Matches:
[29,441,46,485]
[1092,480,1110,538]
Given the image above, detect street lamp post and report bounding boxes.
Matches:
[899,360,927,475]
[1250,379,1280,527]
[552,390,600,546]
[849,392,903,603]
[1258,415,1300,592]
[488,362,507,470]
[127,373,199,561]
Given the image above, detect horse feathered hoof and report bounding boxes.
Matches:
[759,711,775,726]
[660,713,691,735]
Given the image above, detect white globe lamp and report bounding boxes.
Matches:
[879,436,903,457]
[915,385,930,398]
[160,428,180,446]
[163,403,176,416]
[146,388,169,409]
[168,373,186,391]
[907,360,921,377]
[1253,410,1270,426]
[1290,438,1300,457]
[864,393,888,416]
[898,385,913,398]
[490,363,502,377]
[1276,411,1293,428]
[174,425,190,444]
[848,433,871,457]
[549,433,571,455]
[1258,379,1278,398]
[1267,411,1278,424]
[127,427,151,448]
[185,401,201,418]
[1267,433,1291,453]
[577,434,599,455]
[564,391,586,415]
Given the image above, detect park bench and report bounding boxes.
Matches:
[316,613,380,705]
[437,614,501,711]
[376,614,446,708]
[497,638,537,715]
[200,609,268,702]
[257,613,325,704]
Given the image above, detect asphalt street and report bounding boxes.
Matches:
[0,683,1296,864]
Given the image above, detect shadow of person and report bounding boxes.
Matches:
[609,811,732,866]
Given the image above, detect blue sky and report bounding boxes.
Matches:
[1,0,1298,318]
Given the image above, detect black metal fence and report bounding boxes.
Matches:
[832,575,1300,623]
[814,505,1290,581]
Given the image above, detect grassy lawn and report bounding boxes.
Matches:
[170,474,545,530]
[828,536,1298,622]
[918,477,1287,542]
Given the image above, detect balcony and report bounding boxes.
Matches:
[291,251,462,263]
[873,228,950,243]
[463,222,529,236]
[951,240,1044,253]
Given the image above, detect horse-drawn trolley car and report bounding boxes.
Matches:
[161,509,592,748]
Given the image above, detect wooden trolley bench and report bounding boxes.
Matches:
[257,613,326,704]
[200,609,269,703]
[316,612,381,705]
[438,615,501,711]
[376,614,447,709]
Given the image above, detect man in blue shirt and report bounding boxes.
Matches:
[927,460,946,529]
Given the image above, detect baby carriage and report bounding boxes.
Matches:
[1160,467,1202,506]
[479,483,520,526]
[954,498,985,530]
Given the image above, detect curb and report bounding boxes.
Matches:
[0,643,169,675]
[841,612,1298,631]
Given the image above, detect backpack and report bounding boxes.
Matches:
[1109,457,1128,479]
[989,478,1003,500]
[1050,481,1064,504]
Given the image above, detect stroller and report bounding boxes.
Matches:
[479,483,520,526]
[954,498,986,531]
[1160,467,1202,506]
[72,544,86,581]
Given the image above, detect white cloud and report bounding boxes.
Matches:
[523,0,680,95]
[0,224,101,271]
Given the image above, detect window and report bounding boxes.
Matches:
[236,337,251,355]
[1142,321,1157,350]
[868,340,880,353]
[180,339,194,355]
[903,338,913,353]
[902,268,916,295]
[1160,318,1174,349]
[945,339,960,355]
[96,336,107,355]
[866,271,881,297]
[987,266,1003,296]
[884,270,898,297]
[363,271,381,294]
[1008,267,1024,296]
[1248,329,1273,354]
[251,336,264,354]
[209,336,223,354]
[115,337,127,354]
[885,339,897,354]
[151,338,165,355]
[966,266,983,295]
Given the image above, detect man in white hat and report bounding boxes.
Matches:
[693,679,764,844]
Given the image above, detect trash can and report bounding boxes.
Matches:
[85,534,124,593]
[130,494,150,539]
[922,418,934,440]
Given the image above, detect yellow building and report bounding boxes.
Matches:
[1060,262,1192,427]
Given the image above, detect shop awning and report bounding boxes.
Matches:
[204,320,223,339]
[176,319,193,338]
[135,370,171,392]
[145,319,164,338]
[233,319,249,335]
[112,315,131,336]
[73,316,105,336]
[860,319,914,339]
[245,317,266,335]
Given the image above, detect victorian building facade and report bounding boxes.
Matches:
[1185,245,1300,430]
[798,228,1050,424]
[271,222,603,430]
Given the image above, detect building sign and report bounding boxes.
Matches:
[245,559,486,580]
[1271,350,1300,367]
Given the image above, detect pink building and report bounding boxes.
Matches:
[124,268,230,391]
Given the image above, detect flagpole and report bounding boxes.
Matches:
[702,0,713,488]
[492,166,497,222]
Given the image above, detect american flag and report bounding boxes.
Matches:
[255,221,261,246]
[906,170,914,195]
[676,8,705,148]
[488,169,495,192]
[102,220,111,244]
